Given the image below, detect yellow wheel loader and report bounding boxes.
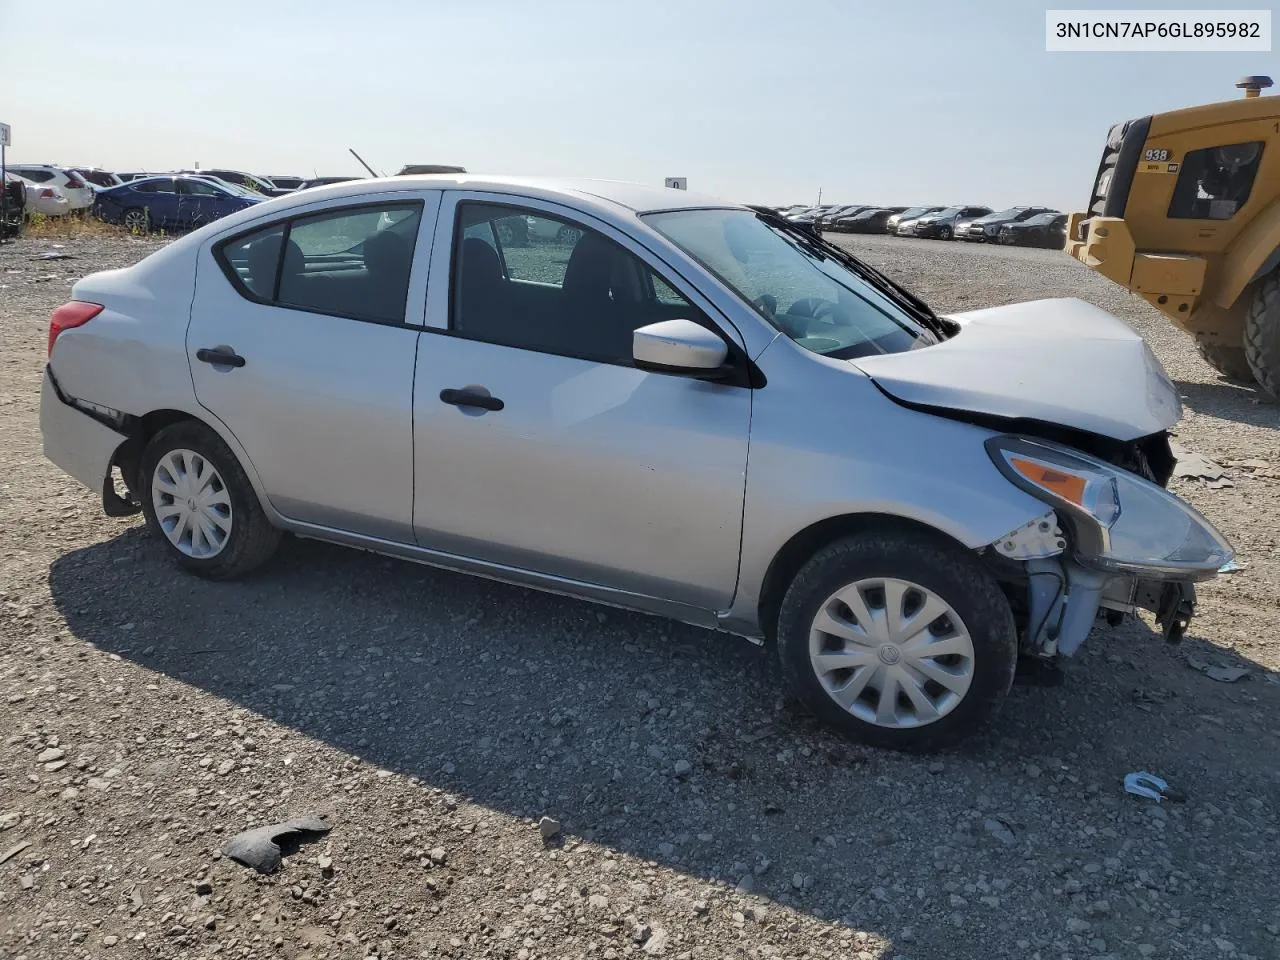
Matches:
[1067,76,1280,397]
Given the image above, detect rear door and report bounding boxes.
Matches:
[187,190,439,541]
[410,194,752,611]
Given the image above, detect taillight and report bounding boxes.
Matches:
[40,188,56,199]
[49,301,104,356]
[65,174,87,189]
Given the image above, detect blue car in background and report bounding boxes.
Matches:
[93,175,264,232]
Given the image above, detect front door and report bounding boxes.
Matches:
[412,197,751,610]
[187,192,438,542]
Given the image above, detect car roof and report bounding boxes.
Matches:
[290,174,741,215]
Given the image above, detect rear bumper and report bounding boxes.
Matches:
[40,369,128,493]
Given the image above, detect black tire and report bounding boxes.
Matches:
[776,527,1017,752]
[938,225,952,240]
[1194,334,1253,382]
[1245,271,1280,399]
[140,421,280,579]
[556,225,582,245]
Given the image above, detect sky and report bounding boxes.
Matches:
[0,0,1271,210]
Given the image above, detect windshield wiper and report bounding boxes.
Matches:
[750,208,953,342]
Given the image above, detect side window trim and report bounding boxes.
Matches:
[211,197,429,327]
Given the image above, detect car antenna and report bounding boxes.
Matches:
[348,148,384,178]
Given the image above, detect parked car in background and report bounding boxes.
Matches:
[830,207,905,233]
[40,175,1232,751]
[913,205,992,240]
[959,206,1057,242]
[2,174,27,237]
[999,212,1068,248]
[177,169,283,197]
[816,205,871,229]
[17,177,72,217]
[267,175,304,191]
[5,165,94,212]
[396,164,467,176]
[116,172,153,182]
[297,176,363,191]
[885,206,942,234]
[69,167,124,189]
[93,175,264,232]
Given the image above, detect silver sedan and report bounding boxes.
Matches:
[40,176,1231,750]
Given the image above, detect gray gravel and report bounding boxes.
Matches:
[1,231,1279,960]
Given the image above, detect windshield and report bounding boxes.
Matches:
[644,208,932,360]
[986,207,1027,219]
[851,209,884,220]
[1024,213,1056,226]
[932,206,963,218]
[897,207,933,219]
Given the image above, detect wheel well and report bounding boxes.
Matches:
[755,513,974,643]
[112,409,198,494]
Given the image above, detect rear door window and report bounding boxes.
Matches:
[215,202,423,324]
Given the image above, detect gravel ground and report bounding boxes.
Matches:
[1,231,1279,960]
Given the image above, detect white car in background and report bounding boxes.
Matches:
[17,177,72,217]
[6,164,95,211]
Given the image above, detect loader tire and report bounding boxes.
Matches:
[1245,271,1280,400]
[1194,335,1253,382]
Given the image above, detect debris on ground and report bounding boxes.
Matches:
[1205,665,1250,683]
[1123,771,1186,803]
[1185,654,1250,683]
[220,816,332,874]
[1171,442,1233,488]
[0,840,32,865]
[538,816,561,841]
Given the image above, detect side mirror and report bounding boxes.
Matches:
[633,318,730,378]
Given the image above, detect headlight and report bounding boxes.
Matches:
[1096,169,1113,196]
[986,436,1233,579]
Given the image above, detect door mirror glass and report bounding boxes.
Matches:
[633,318,728,375]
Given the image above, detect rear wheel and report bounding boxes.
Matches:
[776,527,1017,751]
[1245,271,1280,399]
[140,421,280,579]
[1194,334,1253,382]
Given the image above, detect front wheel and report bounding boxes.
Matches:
[938,225,952,240]
[140,421,281,579]
[776,528,1017,751]
[1245,271,1280,399]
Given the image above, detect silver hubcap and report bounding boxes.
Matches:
[151,449,232,558]
[809,577,974,728]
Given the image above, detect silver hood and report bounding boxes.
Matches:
[851,298,1181,441]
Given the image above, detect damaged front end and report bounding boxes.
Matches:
[982,434,1230,658]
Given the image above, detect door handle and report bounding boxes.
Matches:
[440,388,503,411]
[196,347,246,368]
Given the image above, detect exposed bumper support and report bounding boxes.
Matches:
[1023,555,1197,655]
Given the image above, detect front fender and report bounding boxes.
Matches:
[727,339,1046,631]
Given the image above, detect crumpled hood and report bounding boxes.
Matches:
[851,298,1181,441]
